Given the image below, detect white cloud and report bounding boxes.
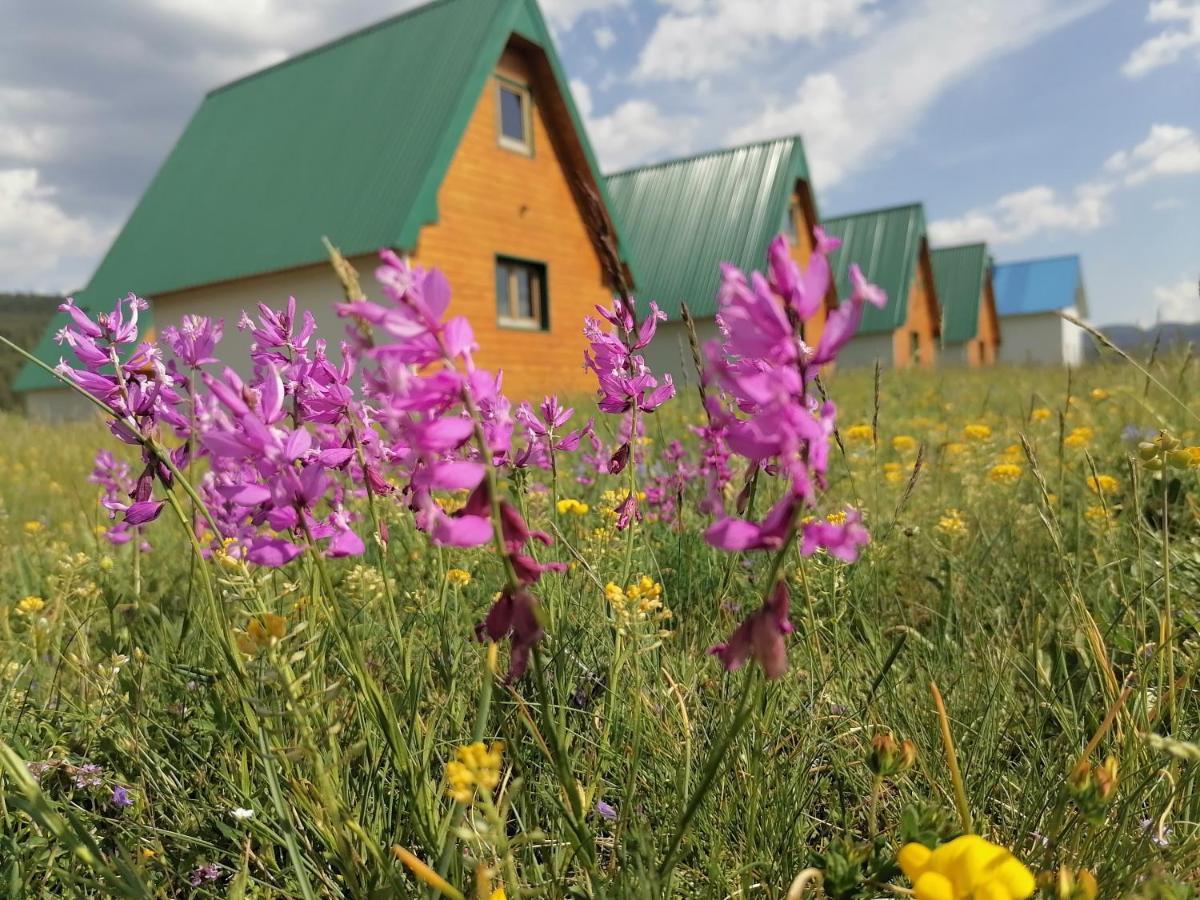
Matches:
[540,0,630,30]
[1104,123,1200,185]
[729,0,1107,188]
[1123,0,1200,77]
[929,182,1114,246]
[730,73,855,185]
[0,169,114,291]
[635,0,879,81]
[1140,278,1200,326]
[570,78,696,171]
[593,25,617,49]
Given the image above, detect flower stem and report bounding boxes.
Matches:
[657,672,758,881]
[930,680,972,834]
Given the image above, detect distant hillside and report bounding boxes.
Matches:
[0,294,59,410]
[1085,322,1200,359]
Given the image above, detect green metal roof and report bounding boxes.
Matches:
[16,0,624,393]
[824,203,928,336]
[930,243,988,344]
[604,136,816,319]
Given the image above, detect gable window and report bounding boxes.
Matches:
[495,257,548,330]
[497,80,533,154]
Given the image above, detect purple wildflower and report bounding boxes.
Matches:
[110,785,133,809]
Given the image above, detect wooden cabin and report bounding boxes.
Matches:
[930,243,1001,366]
[823,204,941,369]
[992,255,1088,366]
[14,0,632,419]
[604,136,830,384]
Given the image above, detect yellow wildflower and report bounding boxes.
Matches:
[845,423,874,442]
[1086,475,1119,496]
[944,442,967,458]
[988,463,1022,485]
[1000,444,1022,462]
[898,835,1035,900]
[936,509,967,538]
[236,613,287,654]
[964,424,992,441]
[23,521,44,535]
[1084,505,1112,528]
[16,596,45,615]
[882,462,905,484]
[445,741,504,804]
[892,435,917,453]
[1064,427,1093,449]
[556,498,590,516]
[826,510,847,525]
[1056,866,1098,900]
[445,568,472,587]
[605,577,672,638]
[1031,407,1052,422]
[1089,388,1109,401]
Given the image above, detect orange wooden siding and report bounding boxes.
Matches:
[410,43,611,400]
[892,246,939,368]
[970,277,1001,366]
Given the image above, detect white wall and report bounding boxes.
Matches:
[640,319,718,390]
[837,331,895,369]
[23,388,100,423]
[155,257,382,381]
[997,307,1085,366]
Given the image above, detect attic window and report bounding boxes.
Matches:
[495,257,547,330]
[498,80,532,154]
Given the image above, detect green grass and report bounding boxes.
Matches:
[0,355,1198,898]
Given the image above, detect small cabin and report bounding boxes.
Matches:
[930,243,1001,366]
[605,135,830,384]
[14,0,633,419]
[823,204,941,369]
[993,255,1088,366]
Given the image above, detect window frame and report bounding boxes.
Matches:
[496,76,534,156]
[495,256,549,331]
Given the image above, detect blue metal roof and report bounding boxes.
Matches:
[992,255,1086,318]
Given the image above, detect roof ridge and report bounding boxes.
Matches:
[930,242,987,253]
[604,134,802,179]
[207,0,498,98]
[823,200,925,222]
[993,253,1080,267]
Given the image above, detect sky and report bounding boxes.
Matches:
[1,0,1197,327]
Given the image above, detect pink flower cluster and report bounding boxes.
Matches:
[700,230,883,679]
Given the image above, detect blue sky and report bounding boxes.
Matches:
[1,0,1197,326]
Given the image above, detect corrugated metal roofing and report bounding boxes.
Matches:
[15,0,622,393]
[930,243,988,344]
[823,203,927,335]
[992,255,1085,317]
[604,136,813,319]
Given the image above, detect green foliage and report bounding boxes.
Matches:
[1,356,1199,896]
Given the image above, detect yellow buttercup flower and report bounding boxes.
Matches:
[892,435,917,453]
[445,741,504,804]
[445,568,472,587]
[988,464,1022,485]
[1064,427,1094,449]
[1086,475,1119,496]
[964,424,992,441]
[1031,407,1052,422]
[556,498,590,516]
[16,596,45,615]
[845,423,874,442]
[936,509,967,538]
[23,521,44,535]
[898,835,1035,900]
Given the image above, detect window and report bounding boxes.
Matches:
[495,258,547,330]
[497,81,532,154]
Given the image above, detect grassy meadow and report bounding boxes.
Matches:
[0,350,1198,897]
